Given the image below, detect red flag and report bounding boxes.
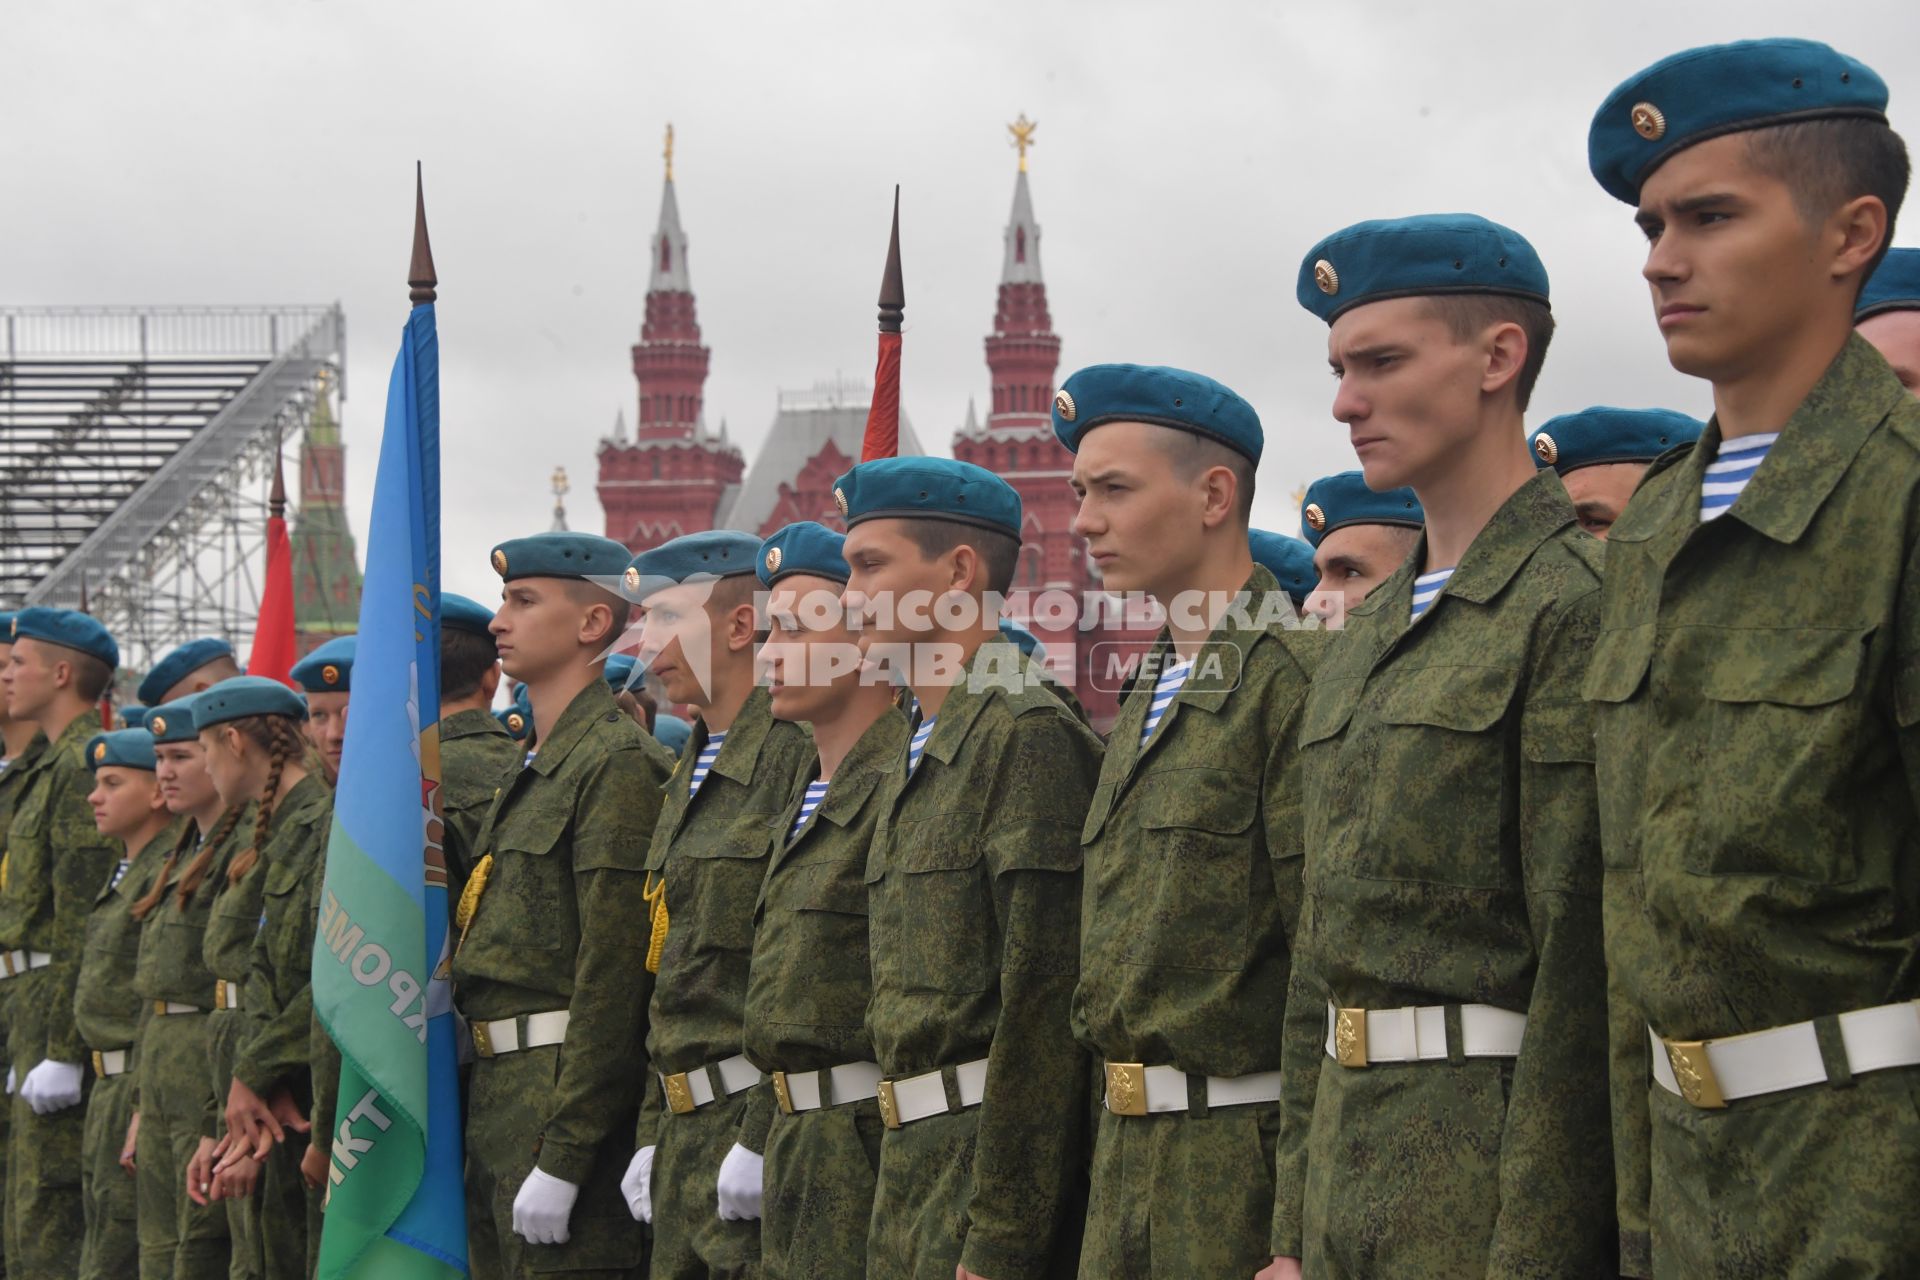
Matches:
[860,186,905,462]
[248,446,297,685]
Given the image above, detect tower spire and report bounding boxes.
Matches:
[983,125,1060,432]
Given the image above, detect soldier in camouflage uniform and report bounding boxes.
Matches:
[731,522,904,1280]
[1584,40,1920,1277]
[617,529,811,1280]
[1044,365,1324,1278]
[1295,472,1424,624]
[1856,247,1920,394]
[836,457,1102,1280]
[0,611,47,1280]
[192,678,329,1280]
[134,697,236,1280]
[76,728,179,1279]
[1267,217,1614,1278]
[438,594,522,896]
[454,532,668,1279]
[0,608,124,1280]
[1524,408,1704,541]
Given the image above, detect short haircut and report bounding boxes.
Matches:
[440,627,498,702]
[563,579,631,647]
[1745,118,1910,281]
[1154,429,1256,525]
[1421,295,1556,412]
[71,652,113,702]
[902,522,1022,596]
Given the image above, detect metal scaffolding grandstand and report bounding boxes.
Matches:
[0,305,345,673]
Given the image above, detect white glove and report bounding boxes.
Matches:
[510,1166,579,1245]
[715,1142,764,1221]
[621,1145,656,1224]
[21,1060,84,1115]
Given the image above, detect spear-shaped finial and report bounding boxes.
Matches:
[269,428,288,520]
[409,161,438,305]
[877,185,904,335]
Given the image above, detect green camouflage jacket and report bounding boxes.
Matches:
[1585,335,1920,1274]
[0,710,121,1063]
[135,816,243,1010]
[865,637,1103,1280]
[738,704,907,1151]
[1275,469,1613,1271]
[452,677,672,1184]
[0,731,49,944]
[231,773,333,1095]
[438,706,527,895]
[638,686,814,1141]
[76,823,179,1053]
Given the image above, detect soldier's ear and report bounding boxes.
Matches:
[50,656,74,692]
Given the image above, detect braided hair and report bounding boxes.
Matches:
[224,713,309,884]
[172,801,246,908]
[130,817,200,922]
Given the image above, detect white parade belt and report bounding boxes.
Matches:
[876,1057,988,1130]
[1102,1062,1283,1115]
[92,1048,132,1078]
[1326,1001,1527,1067]
[661,1053,763,1114]
[0,951,51,981]
[772,1061,883,1114]
[1651,999,1920,1109]
[471,1010,570,1059]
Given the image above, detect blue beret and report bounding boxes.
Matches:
[194,676,307,728]
[651,712,693,758]
[137,637,234,707]
[832,457,1022,537]
[86,728,157,772]
[9,608,119,669]
[118,706,150,730]
[603,654,643,692]
[1858,248,1920,321]
[496,684,532,741]
[1298,214,1549,324]
[625,530,762,602]
[491,532,634,584]
[441,592,496,637]
[145,697,200,744]
[291,636,355,694]
[1590,39,1889,205]
[1050,364,1263,464]
[0,613,14,643]
[758,521,850,588]
[1300,471,1424,550]
[1248,530,1318,608]
[998,618,1045,660]
[1530,406,1704,474]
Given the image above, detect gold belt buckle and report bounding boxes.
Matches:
[664,1072,696,1115]
[876,1079,900,1130]
[154,999,169,1016]
[214,979,228,1010]
[2,952,16,979]
[772,1071,794,1115]
[1334,1008,1370,1068]
[91,1050,105,1077]
[471,1021,494,1059]
[1104,1062,1148,1117]
[1663,1039,1727,1109]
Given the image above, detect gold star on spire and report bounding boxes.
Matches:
[1008,114,1037,172]
[663,122,675,182]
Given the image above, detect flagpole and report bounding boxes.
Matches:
[859,186,904,463]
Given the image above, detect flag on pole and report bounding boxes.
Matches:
[312,165,467,1279]
[859,187,905,462]
[246,444,297,686]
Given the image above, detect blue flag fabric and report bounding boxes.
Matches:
[312,300,467,1277]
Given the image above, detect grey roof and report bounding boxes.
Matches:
[718,387,923,535]
[650,178,692,293]
[1001,169,1043,285]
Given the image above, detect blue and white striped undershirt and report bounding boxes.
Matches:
[907,718,937,777]
[1699,432,1778,522]
[1410,568,1455,622]
[108,858,130,891]
[689,730,727,797]
[1139,657,1194,748]
[789,778,831,841]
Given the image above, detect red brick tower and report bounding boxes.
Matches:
[597,125,743,552]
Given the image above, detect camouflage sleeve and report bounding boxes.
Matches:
[536,748,662,1185]
[733,1079,775,1155]
[1486,588,1615,1275]
[1605,869,1653,1277]
[232,847,323,1095]
[1270,958,1323,1256]
[310,1009,341,1158]
[636,1068,663,1151]
[957,710,1097,1280]
[42,763,120,1063]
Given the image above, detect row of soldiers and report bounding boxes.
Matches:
[4,32,1920,1280]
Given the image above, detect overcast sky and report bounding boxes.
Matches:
[6,0,1919,609]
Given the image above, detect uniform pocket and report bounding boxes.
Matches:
[885,816,993,994]
[479,801,573,952]
[1684,625,1871,882]
[673,819,777,953]
[1128,768,1258,971]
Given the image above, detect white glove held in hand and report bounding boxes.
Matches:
[621,1145,656,1224]
[715,1142,764,1221]
[510,1166,579,1245]
[21,1060,83,1115]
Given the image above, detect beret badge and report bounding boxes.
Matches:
[148,716,167,736]
[1303,503,1327,532]
[765,547,783,575]
[1631,102,1667,141]
[1533,433,1560,466]
[833,487,849,518]
[1313,260,1340,295]
[322,664,340,687]
[93,742,107,763]
[491,549,508,576]
[623,567,641,593]
[1053,390,1076,422]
